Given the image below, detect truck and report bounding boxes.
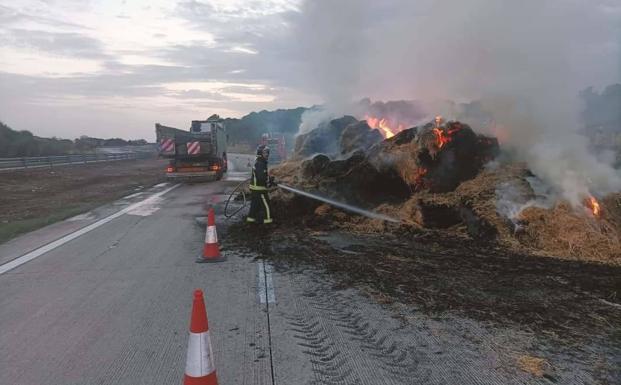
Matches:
[155,114,228,181]
[259,133,286,164]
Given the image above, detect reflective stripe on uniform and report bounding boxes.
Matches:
[261,194,271,220]
[246,217,256,222]
[249,185,267,191]
[263,218,273,224]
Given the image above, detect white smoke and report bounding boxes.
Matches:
[496,177,555,231]
[295,0,621,204]
[298,107,338,135]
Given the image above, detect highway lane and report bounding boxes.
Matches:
[0,160,589,384]
[0,178,279,385]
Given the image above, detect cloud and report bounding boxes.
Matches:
[168,89,231,100]
[0,28,110,59]
[0,0,617,160]
[0,3,88,30]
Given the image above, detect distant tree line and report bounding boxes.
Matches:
[223,107,308,149]
[0,121,148,158]
[581,83,621,132]
[579,84,621,167]
[580,84,621,150]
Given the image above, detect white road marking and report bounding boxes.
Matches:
[126,196,163,216]
[67,212,95,221]
[265,263,275,303]
[153,182,169,188]
[0,184,180,275]
[257,261,276,304]
[258,262,266,303]
[123,192,144,199]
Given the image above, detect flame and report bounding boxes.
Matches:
[433,128,450,149]
[585,196,601,217]
[365,115,405,139]
[432,123,462,149]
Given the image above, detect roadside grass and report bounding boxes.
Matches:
[0,205,90,244]
[0,158,167,246]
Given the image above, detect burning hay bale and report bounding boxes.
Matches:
[516,199,621,264]
[367,120,499,193]
[293,115,385,159]
[277,116,501,220]
[292,116,358,158]
[281,116,501,202]
[273,115,621,265]
[339,120,383,154]
[297,150,411,206]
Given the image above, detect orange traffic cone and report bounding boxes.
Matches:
[184,290,218,385]
[197,207,224,263]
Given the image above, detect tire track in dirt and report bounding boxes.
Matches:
[283,272,417,385]
[286,313,358,384]
[303,280,414,383]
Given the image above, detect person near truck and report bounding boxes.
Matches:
[247,145,275,224]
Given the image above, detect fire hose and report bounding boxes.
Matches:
[223,178,250,219]
[277,184,400,223]
[223,178,280,219]
[224,178,399,223]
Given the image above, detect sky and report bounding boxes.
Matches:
[0,0,311,140]
[0,0,619,141]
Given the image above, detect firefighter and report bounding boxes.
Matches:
[247,145,275,224]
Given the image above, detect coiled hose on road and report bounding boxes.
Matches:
[224,178,250,219]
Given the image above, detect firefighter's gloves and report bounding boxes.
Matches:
[268,175,276,187]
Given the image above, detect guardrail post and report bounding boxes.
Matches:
[83,154,87,164]
[22,158,27,169]
[48,156,53,168]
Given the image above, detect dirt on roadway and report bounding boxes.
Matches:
[225,220,621,383]
[0,158,167,243]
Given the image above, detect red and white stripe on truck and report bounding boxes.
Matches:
[187,141,201,155]
[160,138,175,153]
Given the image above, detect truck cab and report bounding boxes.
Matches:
[155,114,228,181]
[260,133,286,164]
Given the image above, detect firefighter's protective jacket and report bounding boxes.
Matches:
[249,157,268,191]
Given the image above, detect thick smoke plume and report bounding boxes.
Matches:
[295,0,621,205]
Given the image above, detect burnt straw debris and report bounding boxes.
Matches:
[271,116,621,264]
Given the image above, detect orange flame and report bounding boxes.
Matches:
[585,196,601,216]
[433,128,450,148]
[432,123,462,149]
[365,115,405,139]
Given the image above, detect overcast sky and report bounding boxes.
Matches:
[0,0,619,141]
[0,0,313,140]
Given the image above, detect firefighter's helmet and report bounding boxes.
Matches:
[434,115,444,127]
[257,144,270,159]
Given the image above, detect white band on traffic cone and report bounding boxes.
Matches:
[205,226,218,244]
[185,331,215,377]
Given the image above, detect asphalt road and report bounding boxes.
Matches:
[0,156,606,384]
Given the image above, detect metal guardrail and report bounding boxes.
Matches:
[0,152,153,171]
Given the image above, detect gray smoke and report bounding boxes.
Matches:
[295,0,621,205]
